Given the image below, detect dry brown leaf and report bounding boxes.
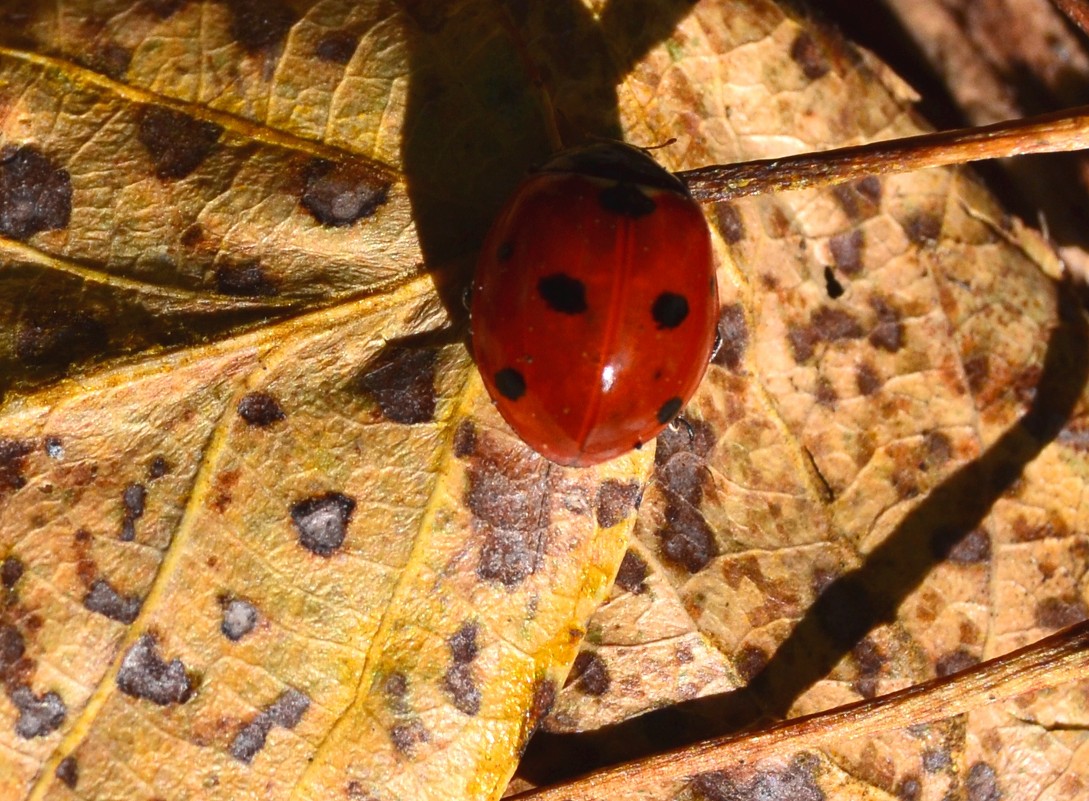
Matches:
[0,2,1087,801]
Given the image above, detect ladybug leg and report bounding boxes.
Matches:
[669,414,696,443]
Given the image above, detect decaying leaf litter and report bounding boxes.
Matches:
[0,2,1087,800]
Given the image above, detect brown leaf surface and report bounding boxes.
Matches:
[1,2,1088,801]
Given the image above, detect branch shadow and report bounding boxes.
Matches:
[519,277,1089,781]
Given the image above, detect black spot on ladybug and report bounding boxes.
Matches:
[291,492,356,557]
[651,292,689,329]
[229,687,310,763]
[83,579,142,624]
[453,420,477,458]
[713,304,748,371]
[355,346,437,425]
[823,266,844,299]
[2,556,24,588]
[497,241,514,262]
[116,633,193,705]
[314,30,359,64]
[790,32,830,79]
[1035,596,1088,629]
[614,549,648,594]
[494,368,526,401]
[538,274,588,315]
[136,106,223,180]
[11,685,66,738]
[567,651,610,696]
[220,597,258,641]
[214,261,278,296]
[869,297,904,352]
[595,480,641,528]
[598,182,656,218]
[237,391,286,427]
[15,310,108,369]
[301,158,390,226]
[0,439,33,494]
[55,756,78,789]
[966,762,1000,801]
[224,0,296,53]
[0,145,72,240]
[657,397,683,425]
[390,719,429,757]
[714,202,745,243]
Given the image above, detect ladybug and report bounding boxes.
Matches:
[471,142,718,466]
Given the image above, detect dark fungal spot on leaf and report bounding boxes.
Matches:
[811,306,864,342]
[525,678,556,740]
[15,310,107,369]
[314,30,359,64]
[651,292,689,329]
[224,0,296,53]
[356,346,437,425]
[0,145,72,240]
[823,266,844,299]
[291,492,356,557]
[538,274,588,315]
[657,397,683,425]
[658,503,717,573]
[116,634,193,705]
[713,304,748,371]
[614,549,648,594]
[448,621,479,664]
[389,719,429,757]
[383,672,408,704]
[0,626,25,668]
[11,685,66,738]
[595,480,641,528]
[0,439,33,493]
[136,106,223,180]
[599,182,655,218]
[229,688,310,763]
[1,557,23,589]
[869,297,904,352]
[147,456,170,480]
[904,211,942,245]
[735,644,768,681]
[452,422,477,460]
[923,748,952,773]
[829,229,863,275]
[220,598,258,641]
[714,202,744,243]
[443,663,481,716]
[497,240,514,261]
[966,762,1000,801]
[856,362,880,396]
[120,483,147,542]
[568,651,610,696]
[83,579,141,624]
[896,777,921,801]
[963,355,989,394]
[945,528,991,564]
[1035,596,1088,629]
[935,648,978,677]
[55,756,78,789]
[815,377,837,407]
[494,367,526,401]
[692,754,824,801]
[788,325,817,363]
[89,41,132,80]
[214,261,278,296]
[180,223,204,248]
[237,391,286,427]
[790,32,830,79]
[477,529,542,587]
[301,158,390,227]
[851,638,885,699]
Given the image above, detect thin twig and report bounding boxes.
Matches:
[680,105,1089,202]
[511,620,1089,801]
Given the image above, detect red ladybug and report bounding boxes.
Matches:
[471,142,718,467]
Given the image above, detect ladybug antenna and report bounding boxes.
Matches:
[644,138,678,151]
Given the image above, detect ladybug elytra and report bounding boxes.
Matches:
[471,142,718,466]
